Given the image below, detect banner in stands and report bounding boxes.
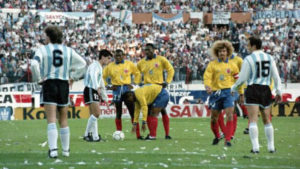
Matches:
[152,12,183,24]
[0,92,32,107]
[38,12,95,24]
[212,12,231,24]
[111,10,132,25]
[254,10,300,19]
[0,83,40,92]
[190,12,203,20]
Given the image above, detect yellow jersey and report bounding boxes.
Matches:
[230,54,243,70]
[137,55,174,84]
[103,60,140,86]
[133,84,163,122]
[230,54,245,94]
[204,58,240,92]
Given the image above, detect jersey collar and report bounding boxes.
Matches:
[146,54,157,60]
[218,57,229,63]
[115,60,125,64]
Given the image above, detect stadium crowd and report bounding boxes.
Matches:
[0,0,300,84]
[0,0,299,12]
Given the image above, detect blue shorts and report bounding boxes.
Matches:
[113,85,131,103]
[152,88,169,108]
[208,89,234,110]
[232,92,239,101]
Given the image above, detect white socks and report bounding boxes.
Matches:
[249,122,259,151]
[47,123,58,150]
[60,127,70,152]
[92,117,99,140]
[264,123,275,151]
[249,122,275,152]
[85,114,99,140]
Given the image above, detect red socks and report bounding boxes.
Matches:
[225,120,233,141]
[115,119,122,131]
[147,116,158,137]
[131,118,141,138]
[232,113,237,137]
[241,105,248,117]
[210,121,220,139]
[218,111,226,134]
[162,114,170,136]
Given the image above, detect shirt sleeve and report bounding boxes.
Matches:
[134,102,141,123]
[162,57,175,83]
[232,64,244,94]
[102,66,109,86]
[99,77,108,102]
[131,62,141,84]
[203,63,213,88]
[270,59,282,95]
[31,49,42,82]
[135,92,148,122]
[231,59,251,92]
[30,59,41,82]
[70,49,87,81]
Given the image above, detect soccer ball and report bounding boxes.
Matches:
[112,131,125,141]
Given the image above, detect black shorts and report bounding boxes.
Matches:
[84,87,100,104]
[41,79,69,106]
[245,84,272,108]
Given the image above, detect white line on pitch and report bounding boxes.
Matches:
[0,161,297,169]
[1,151,298,160]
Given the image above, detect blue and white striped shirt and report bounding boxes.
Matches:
[84,61,108,102]
[31,44,86,82]
[231,50,281,95]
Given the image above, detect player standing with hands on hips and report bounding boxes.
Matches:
[231,36,281,153]
[30,25,87,158]
[204,40,242,147]
[83,49,112,142]
[103,49,142,139]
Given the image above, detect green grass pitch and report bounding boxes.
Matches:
[0,117,299,169]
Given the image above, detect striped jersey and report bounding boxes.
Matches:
[31,43,86,82]
[231,50,281,95]
[84,61,108,101]
[84,61,104,90]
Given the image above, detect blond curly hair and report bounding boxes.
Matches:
[211,40,234,59]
